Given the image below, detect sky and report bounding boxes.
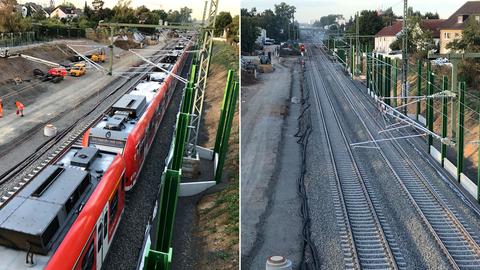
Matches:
[19,0,239,20]
[241,0,467,23]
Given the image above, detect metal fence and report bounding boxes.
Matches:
[0,27,86,48]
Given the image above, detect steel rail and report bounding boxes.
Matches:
[306,47,400,270]
[316,45,480,269]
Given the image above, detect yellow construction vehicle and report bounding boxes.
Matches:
[90,48,106,63]
[70,63,86,77]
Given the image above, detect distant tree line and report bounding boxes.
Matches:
[241,2,298,53]
[0,0,197,33]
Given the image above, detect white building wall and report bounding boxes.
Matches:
[374,36,397,53]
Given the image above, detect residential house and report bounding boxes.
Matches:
[19,3,49,18]
[49,6,80,20]
[374,19,444,54]
[439,1,480,54]
[375,20,402,53]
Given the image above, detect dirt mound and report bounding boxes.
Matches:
[113,39,142,50]
[0,44,75,85]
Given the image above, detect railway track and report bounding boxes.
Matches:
[313,45,480,269]
[0,41,180,208]
[306,47,403,269]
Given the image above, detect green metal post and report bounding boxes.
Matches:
[144,248,172,270]
[478,106,480,202]
[189,64,197,85]
[351,45,355,76]
[181,87,193,115]
[153,170,181,252]
[425,62,431,125]
[380,55,384,97]
[374,53,377,95]
[378,54,382,97]
[416,60,422,121]
[427,72,435,152]
[393,59,398,107]
[385,57,391,106]
[215,81,239,183]
[171,113,190,171]
[366,51,370,91]
[456,82,465,181]
[441,76,448,166]
[376,53,379,96]
[109,26,114,76]
[214,70,235,153]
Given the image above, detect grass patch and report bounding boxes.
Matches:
[211,41,239,73]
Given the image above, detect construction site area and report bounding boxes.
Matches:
[0,0,239,269]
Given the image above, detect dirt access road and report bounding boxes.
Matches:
[241,55,303,269]
[0,38,175,174]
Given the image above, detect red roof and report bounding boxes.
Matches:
[375,19,445,38]
[375,21,403,37]
[441,1,480,30]
[420,19,445,38]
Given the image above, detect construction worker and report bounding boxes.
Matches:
[15,101,24,117]
[0,98,3,118]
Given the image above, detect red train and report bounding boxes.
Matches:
[0,37,191,270]
[82,41,190,191]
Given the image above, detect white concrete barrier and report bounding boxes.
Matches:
[418,115,426,126]
[179,181,216,197]
[444,159,457,179]
[460,173,478,200]
[430,146,442,163]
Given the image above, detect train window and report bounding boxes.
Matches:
[81,241,94,270]
[97,223,103,251]
[109,191,119,222]
[103,211,108,239]
[136,138,146,160]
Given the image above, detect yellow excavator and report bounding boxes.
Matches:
[90,48,106,63]
[70,63,86,77]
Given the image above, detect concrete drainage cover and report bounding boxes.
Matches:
[291,97,300,104]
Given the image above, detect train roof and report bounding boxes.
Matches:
[0,146,117,269]
[88,41,186,149]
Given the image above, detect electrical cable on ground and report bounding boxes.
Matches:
[295,65,320,270]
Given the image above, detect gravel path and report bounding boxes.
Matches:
[241,57,303,269]
[104,55,191,270]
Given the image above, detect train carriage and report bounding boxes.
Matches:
[82,40,191,190]
[0,146,125,270]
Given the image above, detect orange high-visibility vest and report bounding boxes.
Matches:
[15,101,24,110]
[0,101,3,117]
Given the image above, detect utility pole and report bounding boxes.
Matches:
[185,0,219,159]
[402,0,408,114]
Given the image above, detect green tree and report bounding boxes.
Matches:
[227,15,239,42]
[241,16,259,52]
[215,11,232,36]
[390,16,435,57]
[179,7,192,23]
[317,14,339,27]
[152,9,168,21]
[446,17,480,86]
[424,12,439,19]
[166,10,181,23]
[112,0,136,23]
[0,0,32,32]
